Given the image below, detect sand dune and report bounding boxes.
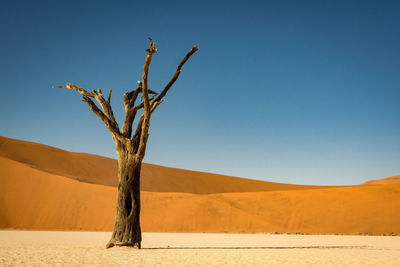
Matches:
[0,157,116,230]
[1,152,399,234]
[362,175,400,185]
[0,136,337,194]
[0,136,118,187]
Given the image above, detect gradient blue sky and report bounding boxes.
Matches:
[1,0,399,185]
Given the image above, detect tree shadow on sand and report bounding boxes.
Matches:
[144,246,370,250]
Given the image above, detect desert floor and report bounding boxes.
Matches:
[0,231,399,266]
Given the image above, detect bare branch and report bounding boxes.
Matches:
[147,89,158,95]
[137,38,157,157]
[54,83,96,98]
[122,108,138,138]
[54,41,198,156]
[81,96,109,125]
[107,89,112,103]
[121,85,142,138]
[131,99,163,153]
[123,84,142,108]
[132,44,199,144]
[97,88,104,99]
[151,100,163,112]
[131,115,144,150]
[142,38,157,113]
[135,95,156,110]
[96,88,119,131]
[121,79,156,139]
[152,45,198,105]
[54,83,123,142]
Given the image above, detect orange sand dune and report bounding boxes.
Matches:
[0,136,337,194]
[1,156,399,234]
[362,175,400,185]
[0,157,115,230]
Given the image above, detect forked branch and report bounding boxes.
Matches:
[132,42,198,153]
[53,83,123,142]
[54,39,198,155]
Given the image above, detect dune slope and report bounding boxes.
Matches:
[0,136,336,194]
[1,156,399,234]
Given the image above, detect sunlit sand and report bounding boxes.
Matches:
[1,231,399,266]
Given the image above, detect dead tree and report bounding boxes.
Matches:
[54,39,198,249]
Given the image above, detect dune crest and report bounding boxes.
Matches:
[0,136,337,194]
[362,175,400,185]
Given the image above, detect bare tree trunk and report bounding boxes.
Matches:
[106,145,142,248]
[54,39,198,249]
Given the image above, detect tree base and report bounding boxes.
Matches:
[106,239,141,249]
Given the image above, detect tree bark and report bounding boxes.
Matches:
[106,144,142,248]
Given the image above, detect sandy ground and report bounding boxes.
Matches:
[0,231,399,266]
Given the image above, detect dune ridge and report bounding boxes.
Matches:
[0,136,339,194]
[362,175,400,185]
[1,136,399,234]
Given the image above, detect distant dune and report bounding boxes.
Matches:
[0,136,336,194]
[0,136,399,234]
[362,175,400,185]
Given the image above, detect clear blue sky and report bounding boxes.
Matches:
[1,0,399,185]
